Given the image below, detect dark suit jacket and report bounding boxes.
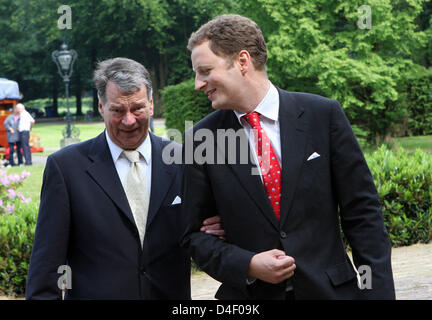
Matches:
[181,88,395,300]
[26,132,190,299]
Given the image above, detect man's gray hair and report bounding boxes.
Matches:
[93,57,153,105]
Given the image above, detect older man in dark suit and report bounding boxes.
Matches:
[26,58,221,299]
[181,14,395,300]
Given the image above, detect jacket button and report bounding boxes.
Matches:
[280,231,287,239]
[140,268,146,275]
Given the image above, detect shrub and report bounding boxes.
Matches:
[396,69,432,136]
[0,203,37,297]
[162,78,214,138]
[366,146,432,246]
[0,169,34,297]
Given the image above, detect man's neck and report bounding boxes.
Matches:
[234,78,270,114]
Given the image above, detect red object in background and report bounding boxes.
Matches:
[4,146,44,160]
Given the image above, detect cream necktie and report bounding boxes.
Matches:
[123,150,149,248]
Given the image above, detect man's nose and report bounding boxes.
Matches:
[122,111,136,126]
[195,76,206,91]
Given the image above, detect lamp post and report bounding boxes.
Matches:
[52,43,79,145]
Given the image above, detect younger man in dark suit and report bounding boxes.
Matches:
[182,14,395,300]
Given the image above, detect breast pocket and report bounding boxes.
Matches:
[300,150,326,189]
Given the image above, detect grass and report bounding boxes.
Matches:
[32,122,106,150]
[392,135,432,152]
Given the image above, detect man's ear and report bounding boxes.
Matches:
[149,98,154,117]
[98,101,104,117]
[237,49,251,74]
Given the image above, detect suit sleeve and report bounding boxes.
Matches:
[181,155,255,294]
[26,156,71,300]
[329,101,395,299]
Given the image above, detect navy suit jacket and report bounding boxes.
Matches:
[26,132,190,299]
[182,88,395,299]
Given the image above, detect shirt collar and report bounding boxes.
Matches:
[105,130,152,165]
[234,82,279,125]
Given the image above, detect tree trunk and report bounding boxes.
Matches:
[150,64,161,117]
[75,74,83,116]
[91,47,99,114]
[53,74,58,116]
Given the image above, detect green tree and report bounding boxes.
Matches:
[241,0,429,143]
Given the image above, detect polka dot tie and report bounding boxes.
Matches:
[243,112,282,221]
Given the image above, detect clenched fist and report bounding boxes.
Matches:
[248,249,296,284]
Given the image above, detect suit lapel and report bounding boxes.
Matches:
[146,133,175,230]
[220,111,280,230]
[277,89,308,227]
[86,132,136,227]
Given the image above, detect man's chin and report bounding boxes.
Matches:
[117,136,146,150]
[211,100,233,111]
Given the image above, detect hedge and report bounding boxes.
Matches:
[162,78,213,137]
[0,203,37,297]
[396,69,432,136]
[366,146,432,246]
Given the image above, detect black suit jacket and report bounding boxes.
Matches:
[182,88,395,300]
[26,132,190,299]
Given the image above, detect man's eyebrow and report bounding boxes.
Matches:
[195,65,211,70]
[109,100,148,108]
[108,104,124,109]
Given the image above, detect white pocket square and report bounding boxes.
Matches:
[307,152,320,161]
[171,196,181,205]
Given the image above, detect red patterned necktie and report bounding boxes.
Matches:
[243,112,282,221]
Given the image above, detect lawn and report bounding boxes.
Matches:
[32,122,106,150]
[392,135,432,152]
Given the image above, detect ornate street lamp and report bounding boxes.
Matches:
[52,43,79,145]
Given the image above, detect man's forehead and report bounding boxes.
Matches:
[191,41,233,71]
[106,81,149,101]
[108,97,149,107]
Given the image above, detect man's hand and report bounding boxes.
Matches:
[248,249,295,284]
[200,215,226,240]
[9,128,14,133]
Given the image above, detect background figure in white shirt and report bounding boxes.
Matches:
[16,103,35,166]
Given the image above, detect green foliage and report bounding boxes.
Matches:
[366,146,432,246]
[396,68,432,136]
[0,203,38,297]
[25,96,94,115]
[2,0,431,140]
[162,78,213,137]
[240,0,431,143]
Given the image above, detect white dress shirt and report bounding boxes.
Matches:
[234,82,281,181]
[105,131,152,198]
[18,110,35,132]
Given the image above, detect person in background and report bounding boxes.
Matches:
[3,105,23,167]
[16,103,35,166]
